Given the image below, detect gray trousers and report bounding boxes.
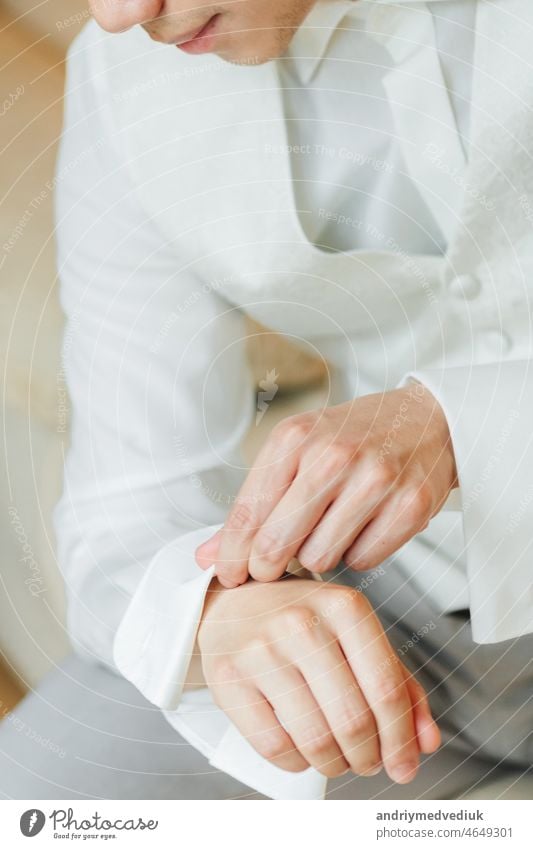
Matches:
[1,558,532,800]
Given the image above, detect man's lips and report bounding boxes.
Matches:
[174,13,221,51]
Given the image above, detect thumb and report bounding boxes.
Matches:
[195,529,222,569]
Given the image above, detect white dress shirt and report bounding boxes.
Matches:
[55,0,532,799]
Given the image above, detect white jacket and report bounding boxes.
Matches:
[54,0,533,797]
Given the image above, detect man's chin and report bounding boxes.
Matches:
[216,50,276,67]
[199,33,289,67]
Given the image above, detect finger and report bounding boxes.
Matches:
[258,665,349,778]
[214,432,301,587]
[404,672,441,755]
[195,530,222,569]
[335,592,421,784]
[247,475,335,582]
[296,479,385,574]
[213,680,309,773]
[290,625,383,776]
[344,486,432,572]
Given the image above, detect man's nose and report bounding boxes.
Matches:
[89,0,165,33]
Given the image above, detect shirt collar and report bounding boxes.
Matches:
[284,0,450,85]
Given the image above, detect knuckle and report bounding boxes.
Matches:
[374,675,407,707]
[246,637,275,660]
[398,484,433,525]
[212,659,239,684]
[276,606,312,634]
[365,464,399,500]
[338,709,375,739]
[254,730,290,761]
[300,727,334,758]
[320,442,354,476]
[273,415,310,445]
[227,501,255,532]
[319,586,351,617]
[293,478,319,505]
[345,588,369,616]
[252,530,282,563]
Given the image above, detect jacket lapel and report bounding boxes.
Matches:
[450,1,533,259]
[368,1,467,245]
[447,0,533,342]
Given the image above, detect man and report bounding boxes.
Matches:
[2,0,532,800]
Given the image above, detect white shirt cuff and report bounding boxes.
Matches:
[113,523,327,799]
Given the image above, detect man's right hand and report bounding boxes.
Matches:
[197,576,440,783]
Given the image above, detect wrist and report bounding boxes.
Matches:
[408,380,458,490]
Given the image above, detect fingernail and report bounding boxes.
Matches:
[390,762,418,784]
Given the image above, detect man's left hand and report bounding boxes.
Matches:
[196,384,458,588]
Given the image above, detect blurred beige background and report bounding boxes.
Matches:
[0,1,326,706]
[0,0,89,706]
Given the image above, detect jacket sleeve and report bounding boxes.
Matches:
[54,31,253,703]
[405,360,533,644]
